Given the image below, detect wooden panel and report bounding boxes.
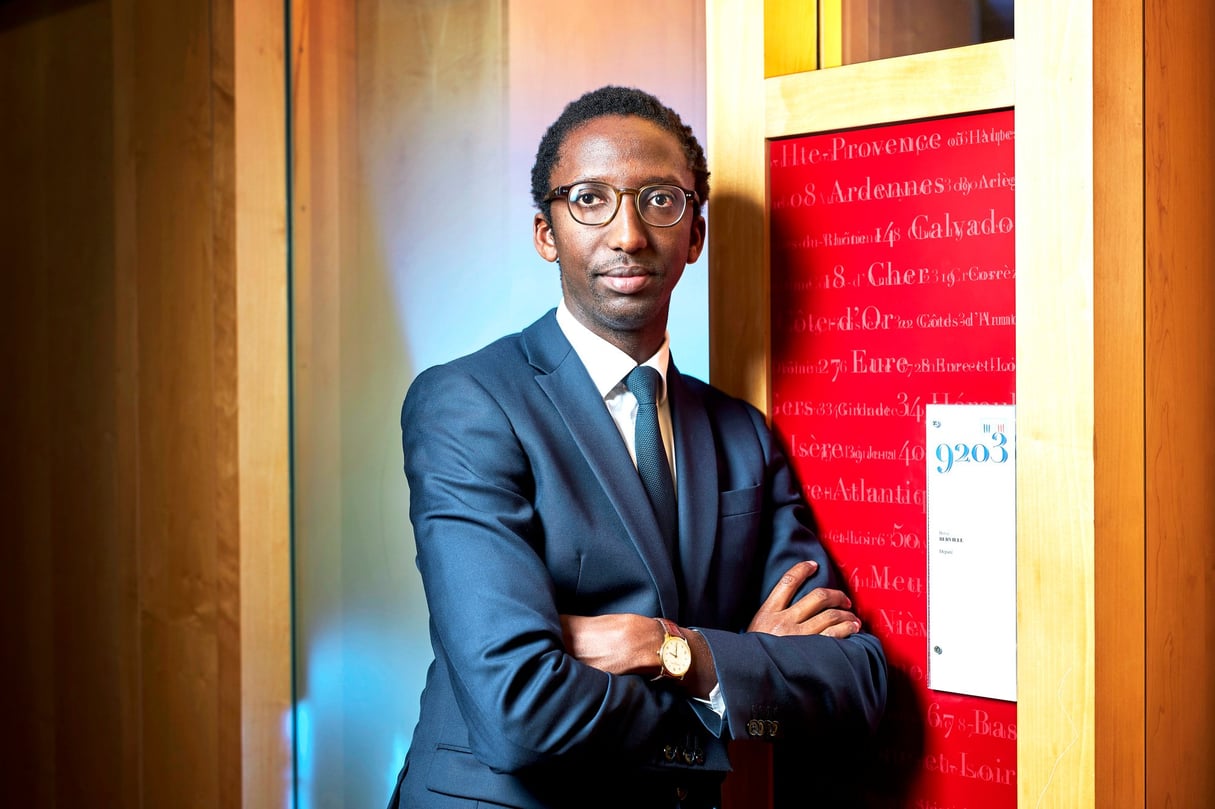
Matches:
[129,2,292,804]
[818,0,842,69]
[1144,0,1215,805]
[766,39,1013,138]
[212,1,244,804]
[708,0,769,411]
[2,1,292,806]
[131,0,225,804]
[0,2,140,805]
[1093,1,1146,805]
[0,5,58,802]
[234,1,296,801]
[46,4,141,803]
[111,0,143,798]
[232,2,293,807]
[764,0,816,77]
[1014,4,1097,807]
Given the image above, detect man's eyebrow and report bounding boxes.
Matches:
[564,174,690,186]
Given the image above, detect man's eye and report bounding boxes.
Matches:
[574,192,605,207]
[647,192,675,208]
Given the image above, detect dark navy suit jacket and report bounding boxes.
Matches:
[389,310,886,808]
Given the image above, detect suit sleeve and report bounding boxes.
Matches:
[696,405,888,745]
[402,364,680,774]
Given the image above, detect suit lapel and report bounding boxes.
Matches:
[522,313,681,616]
[667,363,719,621]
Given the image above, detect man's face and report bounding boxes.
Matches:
[533,115,705,360]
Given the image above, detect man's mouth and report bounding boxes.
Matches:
[598,265,657,295]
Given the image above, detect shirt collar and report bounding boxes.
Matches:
[555,300,670,401]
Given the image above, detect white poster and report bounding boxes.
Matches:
[925,404,1017,701]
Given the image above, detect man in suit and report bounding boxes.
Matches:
[388,86,887,809]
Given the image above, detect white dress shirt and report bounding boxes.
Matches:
[555,301,676,486]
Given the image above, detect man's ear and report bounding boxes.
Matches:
[686,213,706,264]
[533,212,559,262]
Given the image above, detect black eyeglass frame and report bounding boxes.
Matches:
[544,181,700,228]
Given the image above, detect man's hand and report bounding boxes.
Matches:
[561,613,718,699]
[560,613,658,676]
[747,560,861,638]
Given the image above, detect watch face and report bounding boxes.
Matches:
[661,637,692,677]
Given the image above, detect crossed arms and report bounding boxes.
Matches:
[561,559,864,700]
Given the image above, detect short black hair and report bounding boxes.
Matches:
[530,85,710,221]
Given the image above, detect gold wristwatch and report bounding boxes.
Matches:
[654,617,692,681]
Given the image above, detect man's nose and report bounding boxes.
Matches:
[606,192,649,252]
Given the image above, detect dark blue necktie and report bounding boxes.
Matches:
[626,366,677,555]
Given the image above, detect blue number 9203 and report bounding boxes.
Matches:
[934,431,1009,474]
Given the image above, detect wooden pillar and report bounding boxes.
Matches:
[0,1,291,805]
[1142,1,1215,805]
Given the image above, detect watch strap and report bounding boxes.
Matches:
[657,617,685,642]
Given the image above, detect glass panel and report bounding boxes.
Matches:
[830,0,1014,67]
[288,2,708,807]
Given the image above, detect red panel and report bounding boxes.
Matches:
[769,109,1017,808]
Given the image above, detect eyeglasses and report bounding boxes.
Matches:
[545,181,698,228]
